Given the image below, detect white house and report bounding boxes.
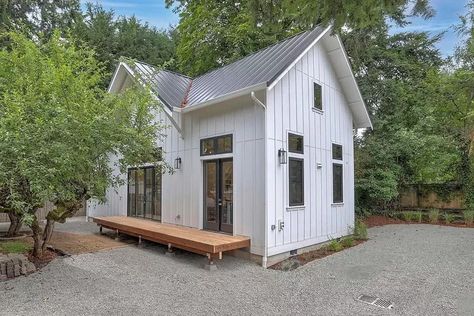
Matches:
[87,26,372,267]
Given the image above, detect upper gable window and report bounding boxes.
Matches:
[314,82,322,111]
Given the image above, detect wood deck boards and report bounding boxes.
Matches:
[92,216,250,256]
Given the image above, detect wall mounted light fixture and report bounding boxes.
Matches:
[278,148,287,165]
[174,157,182,170]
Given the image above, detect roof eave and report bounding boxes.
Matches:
[181,82,267,113]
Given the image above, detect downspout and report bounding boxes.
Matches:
[251,91,266,110]
[252,90,268,268]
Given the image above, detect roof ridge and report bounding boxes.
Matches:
[135,60,193,79]
[194,28,311,80]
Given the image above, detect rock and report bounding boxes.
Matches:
[6,261,14,278]
[0,262,6,275]
[14,265,20,277]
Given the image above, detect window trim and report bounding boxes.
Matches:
[313,82,323,111]
[288,157,305,207]
[288,132,304,154]
[332,143,344,204]
[200,134,233,156]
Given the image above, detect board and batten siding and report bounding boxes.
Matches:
[88,93,266,255]
[265,39,355,257]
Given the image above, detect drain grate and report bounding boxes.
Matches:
[356,294,394,309]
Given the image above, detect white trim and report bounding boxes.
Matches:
[334,35,373,129]
[182,83,267,113]
[268,26,332,91]
[199,153,233,161]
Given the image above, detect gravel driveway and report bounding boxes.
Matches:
[1,224,473,316]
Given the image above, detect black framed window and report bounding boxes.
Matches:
[314,82,322,110]
[200,134,233,156]
[332,144,342,160]
[289,158,304,206]
[288,133,303,154]
[333,163,343,203]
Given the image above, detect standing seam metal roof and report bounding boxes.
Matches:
[131,26,325,109]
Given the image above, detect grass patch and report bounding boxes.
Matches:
[401,211,413,222]
[428,209,439,224]
[354,219,368,240]
[464,210,474,225]
[0,240,32,254]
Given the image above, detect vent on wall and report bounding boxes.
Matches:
[290,249,297,256]
[356,294,393,309]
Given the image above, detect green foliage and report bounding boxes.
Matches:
[463,210,474,225]
[401,212,413,222]
[413,211,423,223]
[353,219,368,240]
[444,213,455,224]
[327,240,343,252]
[340,237,354,248]
[428,209,439,224]
[0,31,168,256]
[0,241,32,254]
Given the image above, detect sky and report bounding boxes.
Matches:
[82,0,470,57]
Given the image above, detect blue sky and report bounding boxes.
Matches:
[83,0,469,57]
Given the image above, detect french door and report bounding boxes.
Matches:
[128,166,161,221]
[203,159,233,233]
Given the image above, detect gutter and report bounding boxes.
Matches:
[251,91,266,110]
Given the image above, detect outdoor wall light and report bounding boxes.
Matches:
[174,157,182,170]
[278,148,287,165]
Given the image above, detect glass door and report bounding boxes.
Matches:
[203,159,233,233]
[128,166,161,221]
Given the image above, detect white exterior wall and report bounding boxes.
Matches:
[265,39,355,257]
[88,93,266,255]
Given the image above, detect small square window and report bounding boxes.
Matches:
[288,133,303,154]
[201,138,215,155]
[217,135,232,153]
[332,144,342,160]
[314,83,322,110]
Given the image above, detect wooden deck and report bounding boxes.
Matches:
[92,216,250,262]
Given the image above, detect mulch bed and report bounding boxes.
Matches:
[363,215,474,228]
[269,239,366,271]
[27,249,59,270]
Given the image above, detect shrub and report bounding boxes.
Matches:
[413,211,423,223]
[341,237,354,248]
[464,210,474,225]
[401,211,413,222]
[444,213,455,224]
[354,219,368,240]
[428,209,439,224]
[327,240,343,252]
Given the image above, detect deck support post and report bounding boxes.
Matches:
[165,243,175,257]
[137,235,143,248]
[99,225,103,234]
[204,253,218,271]
[114,229,120,241]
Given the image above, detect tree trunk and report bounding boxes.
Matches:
[41,218,55,253]
[6,212,22,237]
[30,218,43,258]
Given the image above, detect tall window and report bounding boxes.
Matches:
[332,143,343,203]
[288,133,304,206]
[314,82,322,111]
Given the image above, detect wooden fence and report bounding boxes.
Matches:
[0,201,86,223]
[399,185,464,210]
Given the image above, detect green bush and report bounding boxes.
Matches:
[327,240,343,252]
[401,211,413,222]
[464,210,474,225]
[413,211,423,223]
[341,237,354,248]
[354,219,368,240]
[444,213,455,224]
[428,209,439,224]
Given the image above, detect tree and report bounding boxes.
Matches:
[74,3,177,86]
[0,0,82,37]
[166,0,434,76]
[0,31,168,257]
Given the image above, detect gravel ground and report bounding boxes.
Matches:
[1,224,473,316]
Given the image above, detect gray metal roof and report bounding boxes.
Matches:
[132,26,326,109]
